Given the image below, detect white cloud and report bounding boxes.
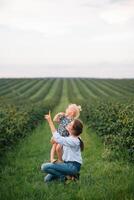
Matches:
[100,0,134,24]
[0,0,134,77]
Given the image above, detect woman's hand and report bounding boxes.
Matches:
[44,111,56,134]
[44,111,51,122]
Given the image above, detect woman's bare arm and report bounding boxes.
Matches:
[44,111,56,134]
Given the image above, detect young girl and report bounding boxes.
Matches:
[41,111,84,183]
[50,104,82,163]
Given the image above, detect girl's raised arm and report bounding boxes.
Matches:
[53,112,65,122]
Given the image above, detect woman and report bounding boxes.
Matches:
[41,111,84,182]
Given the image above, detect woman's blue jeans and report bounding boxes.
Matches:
[41,161,81,182]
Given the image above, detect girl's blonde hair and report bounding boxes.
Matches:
[69,104,82,119]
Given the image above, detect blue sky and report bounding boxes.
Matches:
[0,0,134,78]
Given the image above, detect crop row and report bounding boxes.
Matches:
[81,100,134,162]
[1,78,134,101]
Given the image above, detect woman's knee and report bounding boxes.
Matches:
[41,163,52,172]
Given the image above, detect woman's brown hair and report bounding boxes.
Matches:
[72,119,84,151]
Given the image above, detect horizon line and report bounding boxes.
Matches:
[0,77,134,80]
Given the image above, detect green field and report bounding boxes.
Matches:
[0,78,134,200]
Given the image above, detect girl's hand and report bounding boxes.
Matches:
[58,112,65,116]
[53,112,65,122]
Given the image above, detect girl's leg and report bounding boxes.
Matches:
[56,144,63,162]
[50,143,57,163]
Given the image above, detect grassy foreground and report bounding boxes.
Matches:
[0,123,134,200]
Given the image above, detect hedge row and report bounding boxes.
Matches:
[81,100,134,162]
[0,101,49,154]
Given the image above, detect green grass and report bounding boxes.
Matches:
[81,128,134,200]
[0,123,133,200]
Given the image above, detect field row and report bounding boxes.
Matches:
[0,79,134,103]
